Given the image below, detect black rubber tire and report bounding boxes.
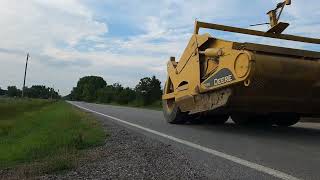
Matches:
[187,114,204,124]
[162,99,189,124]
[254,117,274,127]
[232,114,274,126]
[250,115,274,127]
[203,115,229,125]
[231,114,253,125]
[272,114,300,127]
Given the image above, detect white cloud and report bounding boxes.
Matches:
[0,0,319,95]
[0,0,107,94]
[0,0,107,50]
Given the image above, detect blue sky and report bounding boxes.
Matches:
[0,0,319,95]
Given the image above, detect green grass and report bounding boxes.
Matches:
[0,98,106,176]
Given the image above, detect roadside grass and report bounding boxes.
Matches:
[0,98,52,120]
[0,98,106,177]
[105,100,162,111]
[131,100,162,111]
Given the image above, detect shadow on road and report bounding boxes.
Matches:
[184,120,320,145]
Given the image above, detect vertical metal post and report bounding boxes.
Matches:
[22,53,30,98]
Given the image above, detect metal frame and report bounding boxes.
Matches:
[194,21,320,44]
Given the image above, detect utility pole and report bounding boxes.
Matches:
[22,53,30,98]
[50,85,54,99]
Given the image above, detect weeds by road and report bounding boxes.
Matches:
[0,98,106,179]
[108,100,162,111]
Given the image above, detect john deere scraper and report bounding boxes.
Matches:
[162,0,320,126]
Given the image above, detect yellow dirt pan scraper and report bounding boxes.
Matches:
[162,0,320,126]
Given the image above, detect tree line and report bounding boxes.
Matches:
[0,85,60,99]
[68,76,162,106]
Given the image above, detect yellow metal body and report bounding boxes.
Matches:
[163,21,320,117]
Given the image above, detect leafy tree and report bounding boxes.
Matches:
[96,84,135,105]
[25,85,60,99]
[71,76,107,102]
[117,87,136,104]
[7,86,21,97]
[96,85,116,103]
[69,75,162,107]
[4,85,59,99]
[111,83,124,103]
[0,87,6,96]
[135,76,162,105]
[69,87,79,100]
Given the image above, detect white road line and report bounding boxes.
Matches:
[69,102,301,180]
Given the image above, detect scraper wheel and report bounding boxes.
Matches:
[272,114,300,127]
[231,114,255,125]
[162,99,189,124]
[203,114,229,125]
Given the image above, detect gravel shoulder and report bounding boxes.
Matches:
[38,113,209,180]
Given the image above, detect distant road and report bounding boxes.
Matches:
[69,101,320,180]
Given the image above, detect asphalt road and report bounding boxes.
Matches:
[69,101,320,180]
